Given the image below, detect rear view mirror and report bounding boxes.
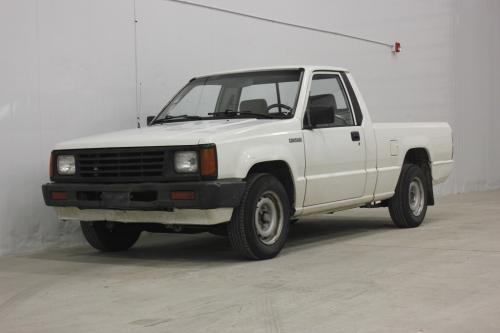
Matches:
[307,106,335,128]
[147,116,155,126]
[305,94,336,128]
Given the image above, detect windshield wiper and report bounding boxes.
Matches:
[209,109,275,119]
[153,114,203,124]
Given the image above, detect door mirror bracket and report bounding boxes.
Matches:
[147,115,156,126]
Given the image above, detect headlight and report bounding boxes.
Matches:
[57,155,76,175]
[174,151,198,173]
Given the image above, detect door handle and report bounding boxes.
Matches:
[351,131,360,142]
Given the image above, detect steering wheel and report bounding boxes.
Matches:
[266,103,293,114]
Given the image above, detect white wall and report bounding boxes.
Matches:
[1,0,499,254]
[0,0,137,254]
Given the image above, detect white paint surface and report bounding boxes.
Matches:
[0,0,499,254]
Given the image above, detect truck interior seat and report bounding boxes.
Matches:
[309,94,337,109]
[239,99,268,115]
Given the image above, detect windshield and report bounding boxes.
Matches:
[153,69,303,123]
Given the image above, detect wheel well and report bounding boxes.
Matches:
[403,148,434,205]
[246,161,295,212]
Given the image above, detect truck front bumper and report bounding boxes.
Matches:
[42,180,246,211]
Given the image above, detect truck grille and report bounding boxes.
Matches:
[78,150,166,179]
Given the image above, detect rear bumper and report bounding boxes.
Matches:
[42,180,246,211]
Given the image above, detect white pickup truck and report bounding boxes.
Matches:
[43,66,453,259]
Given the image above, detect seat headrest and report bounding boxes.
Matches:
[239,99,268,115]
[307,94,336,126]
[309,94,337,110]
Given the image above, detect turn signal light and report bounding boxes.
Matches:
[170,191,196,200]
[51,191,69,200]
[200,145,217,178]
[49,152,54,179]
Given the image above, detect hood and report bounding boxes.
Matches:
[54,118,277,150]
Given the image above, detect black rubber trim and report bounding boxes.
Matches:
[42,180,246,210]
[341,72,363,125]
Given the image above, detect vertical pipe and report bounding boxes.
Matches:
[133,0,141,128]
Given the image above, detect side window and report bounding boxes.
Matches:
[307,74,354,127]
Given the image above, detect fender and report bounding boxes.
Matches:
[215,134,307,209]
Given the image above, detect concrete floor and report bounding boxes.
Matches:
[1,190,500,333]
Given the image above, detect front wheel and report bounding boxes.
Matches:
[228,174,290,260]
[80,221,141,252]
[388,164,428,228]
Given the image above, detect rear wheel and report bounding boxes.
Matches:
[388,164,428,228]
[80,221,141,252]
[228,174,290,260]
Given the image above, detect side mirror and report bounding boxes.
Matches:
[307,106,335,128]
[146,115,156,126]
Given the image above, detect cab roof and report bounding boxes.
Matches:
[195,65,349,79]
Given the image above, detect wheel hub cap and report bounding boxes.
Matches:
[408,177,425,216]
[254,191,284,245]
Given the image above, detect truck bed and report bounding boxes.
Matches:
[372,122,454,198]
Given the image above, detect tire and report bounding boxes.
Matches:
[388,164,428,228]
[80,221,141,252]
[228,173,290,260]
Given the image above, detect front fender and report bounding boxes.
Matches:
[215,132,307,208]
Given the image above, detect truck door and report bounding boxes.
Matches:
[303,72,367,206]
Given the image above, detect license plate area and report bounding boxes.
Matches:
[101,191,131,208]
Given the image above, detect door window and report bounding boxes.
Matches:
[307,74,355,127]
